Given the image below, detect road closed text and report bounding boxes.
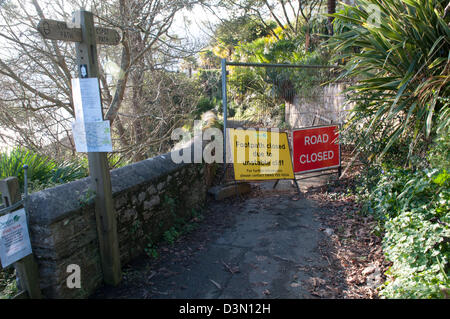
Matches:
[299,150,335,164]
[292,126,340,173]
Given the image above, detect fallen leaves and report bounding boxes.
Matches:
[209,279,222,290]
[309,277,326,287]
[222,260,240,274]
[306,162,389,299]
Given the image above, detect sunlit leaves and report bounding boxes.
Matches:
[329,0,450,163]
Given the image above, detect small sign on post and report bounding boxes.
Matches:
[0,208,33,268]
[72,78,103,122]
[0,174,42,299]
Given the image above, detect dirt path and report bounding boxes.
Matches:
[92,174,385,299]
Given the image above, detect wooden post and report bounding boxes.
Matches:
[72,10,121,286]
[0,177,42,299]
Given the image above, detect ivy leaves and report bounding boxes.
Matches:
[363,167,449,298]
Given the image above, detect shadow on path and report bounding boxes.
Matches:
[92,175,350,299]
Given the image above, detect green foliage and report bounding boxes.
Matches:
[198,50,221,69]
[359,164,449,298]
[353,100,450,298]
[428,97,450,171]
[0,148,88,193]
[329,0,450,163]
[163,227,181,245]
[212,15,277,57]
[107,153,129,169]
[364,168,448,220]
[200,3,334,125]
[194,69,222,101]
[192,97,217,119]
[130,220,142,237]
[381,207,449,298]
[222,18,333,123]
[142,207,205,258]
[0,267,17,299]
[77,188,96,208]
[144,235,159,259]
[163,195,176,214]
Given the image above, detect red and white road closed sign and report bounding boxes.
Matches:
[292,125,340,173]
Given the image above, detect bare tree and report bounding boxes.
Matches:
[0,0,203,162]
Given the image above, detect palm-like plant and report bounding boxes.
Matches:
[329,0,449,164]
[0,148,88,192]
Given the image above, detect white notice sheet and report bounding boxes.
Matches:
[71,78,103,122]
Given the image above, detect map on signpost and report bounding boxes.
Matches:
[72,121,113,153]
[0,208,33,268]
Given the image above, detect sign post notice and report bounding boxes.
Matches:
[0,208,32,268]
[292,125,340,174]
[0,175,42,298]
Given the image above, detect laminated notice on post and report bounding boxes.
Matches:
[71,78,103,123]
[0,208,33,268]
[72,120,113,153]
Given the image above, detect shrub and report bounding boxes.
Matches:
[330,0,450,164]
[0,148,88,193]
[362,167,449,298]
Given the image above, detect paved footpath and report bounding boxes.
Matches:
[93,176,344,299]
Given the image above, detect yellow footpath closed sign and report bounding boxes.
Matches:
[228,128,294,180]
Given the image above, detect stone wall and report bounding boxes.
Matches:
[285,82,354,128]
[26,145,216,298]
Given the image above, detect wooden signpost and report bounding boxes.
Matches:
[38,10,121,286]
